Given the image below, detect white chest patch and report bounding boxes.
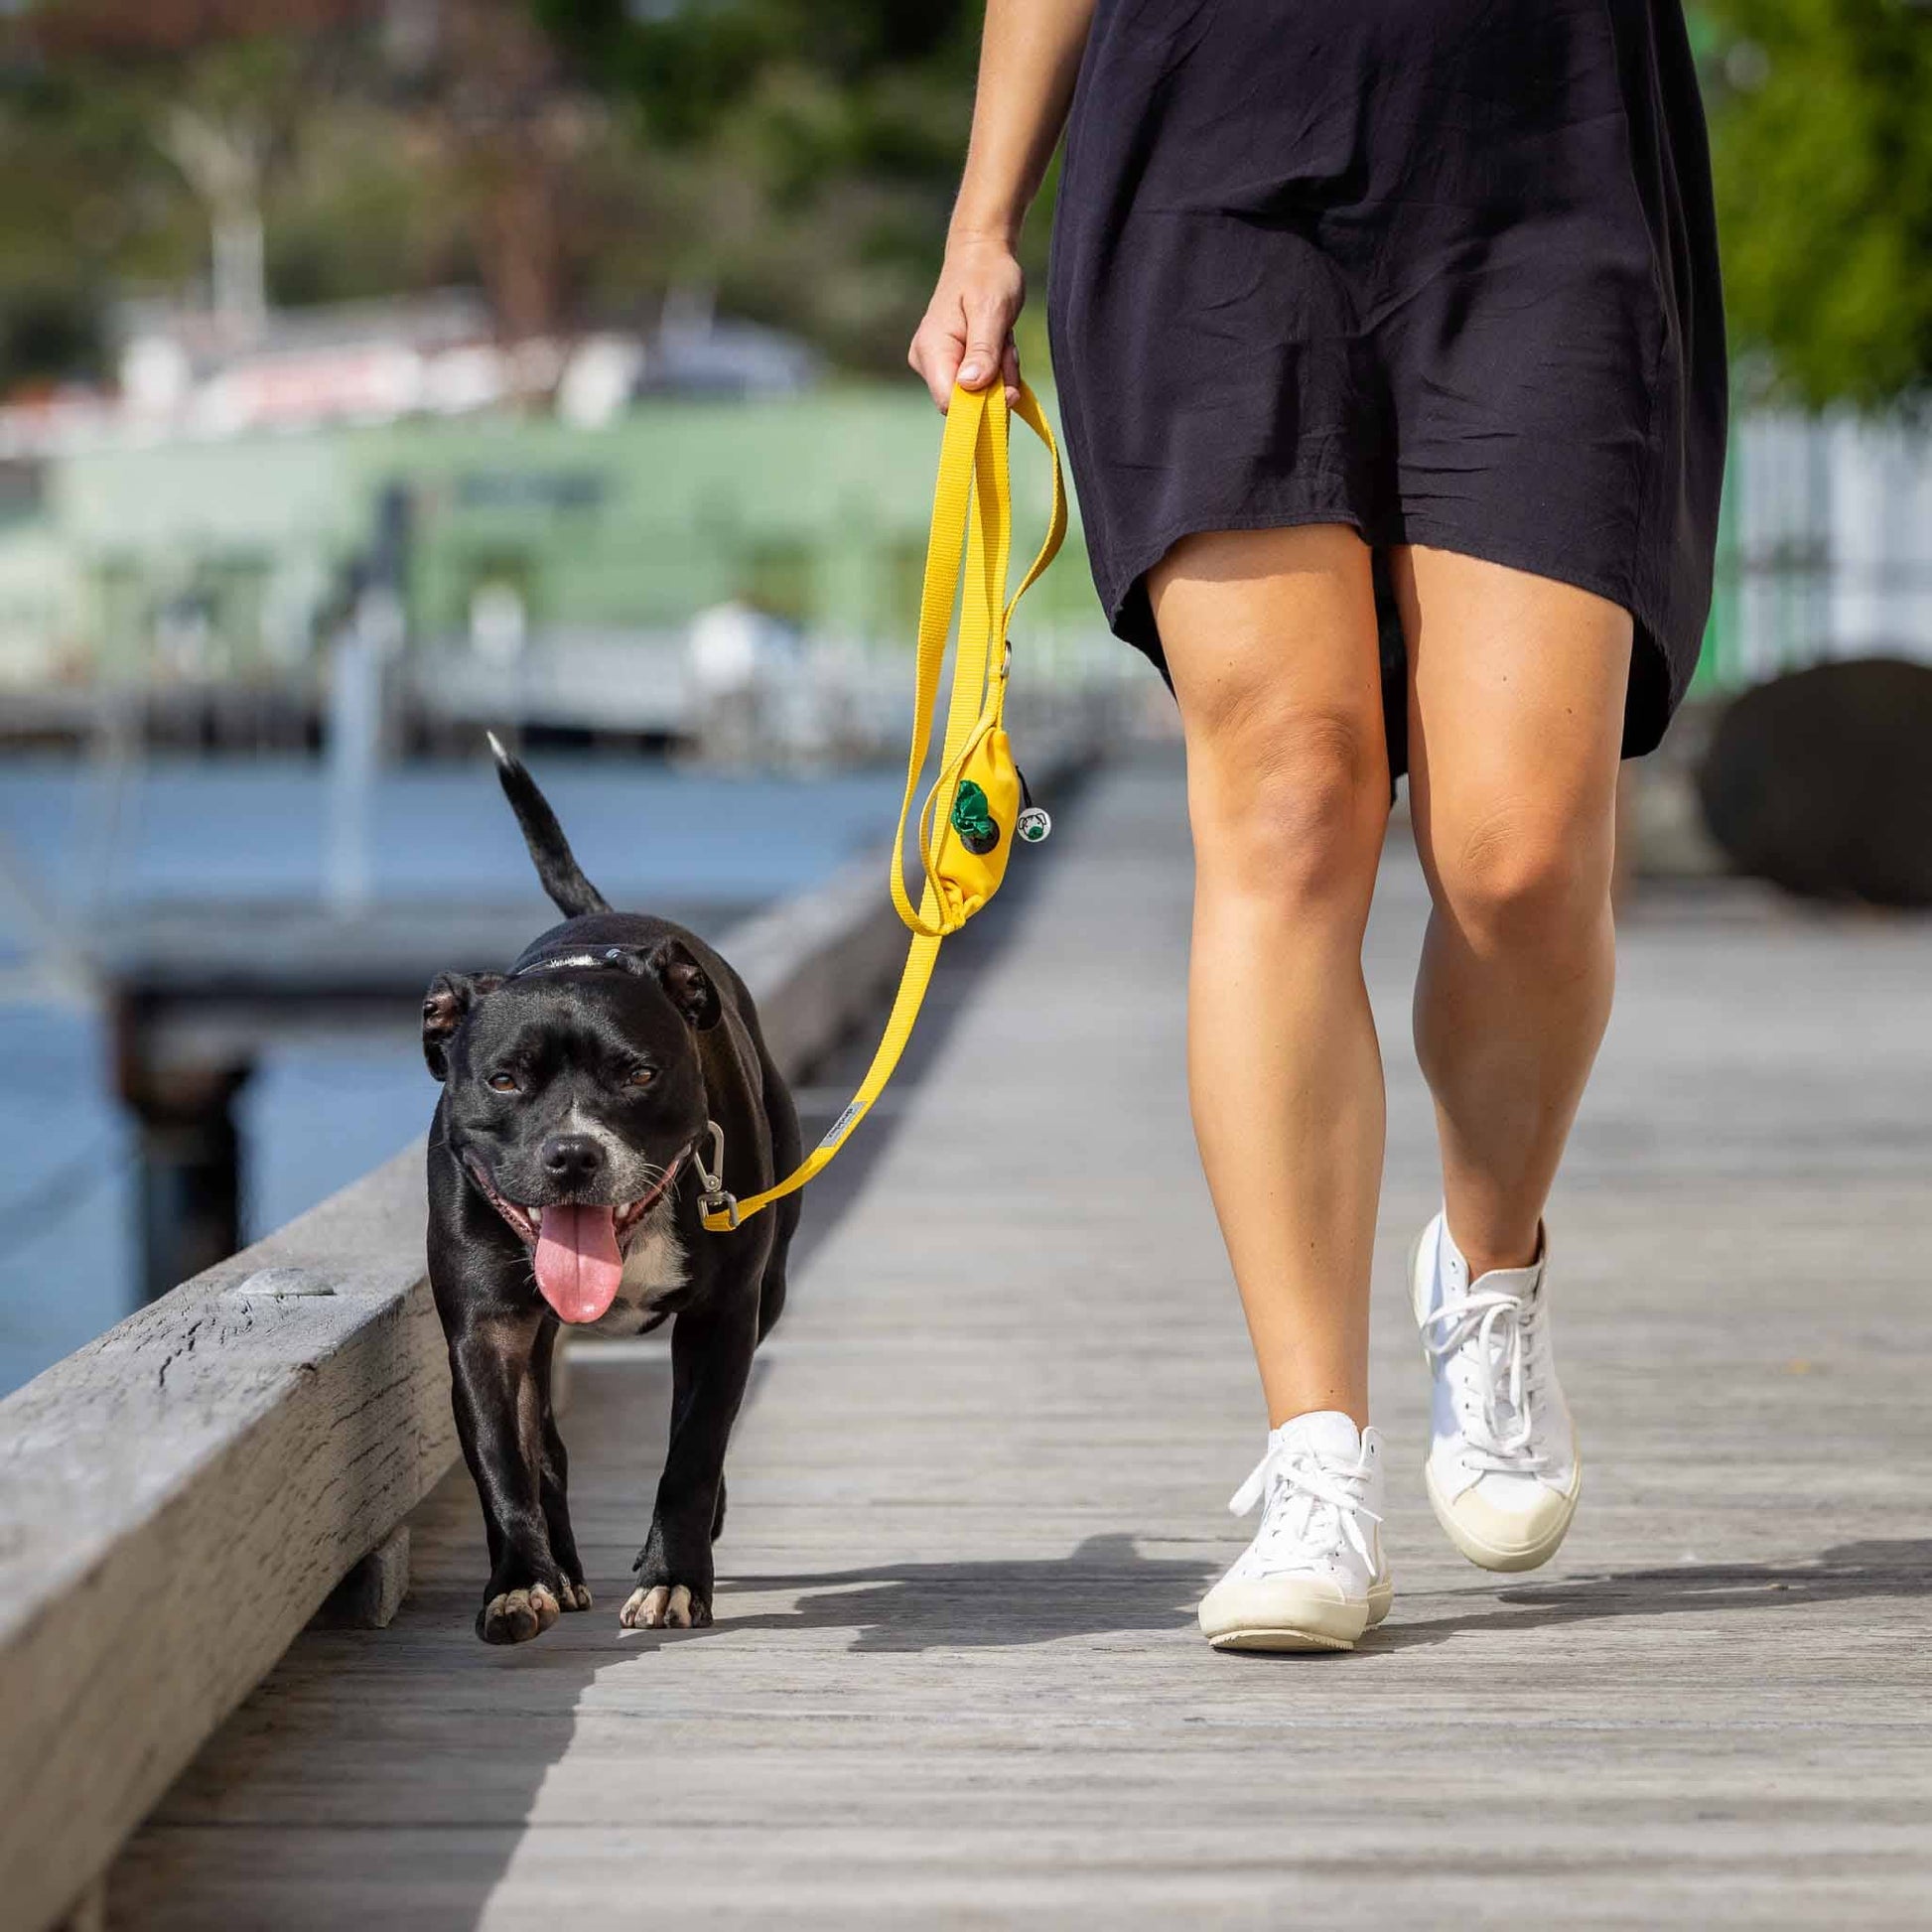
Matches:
[622,1214,689,1300]
[585,1209,690,1336]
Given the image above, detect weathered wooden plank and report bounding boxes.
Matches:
[104,752,1932,1926]
[0,1151,444,1932]
[312,1525,413,1630]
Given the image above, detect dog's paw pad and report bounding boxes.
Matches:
[479,1585,563,1644]
[560,1581,593,1612]
[620,1583,711,1629]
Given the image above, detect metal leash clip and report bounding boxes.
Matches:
[693,1120,740,1229]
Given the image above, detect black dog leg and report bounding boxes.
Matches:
[448,1315,573,1643]
[621,1298,759,1629]
[535,1325,592,1612]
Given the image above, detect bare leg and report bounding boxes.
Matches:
[1396,546,1631,1277]
[1150,525,1389,1428]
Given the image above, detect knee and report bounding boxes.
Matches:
[1431,797,1613,952]
[1189,704,1386,910]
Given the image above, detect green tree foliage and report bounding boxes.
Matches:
[533,0,994,370]
[0,1,656,386]
[534,1,975,155]
[9,0,1931,410]
[0,30,204,386]
[0,2,399,385]
[0,1,1017,388]
[1704,0,1932,409]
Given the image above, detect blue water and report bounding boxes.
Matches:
[0,756,903,905]
[0,755,903,1397]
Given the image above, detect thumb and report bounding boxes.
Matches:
[956,306,1009,390]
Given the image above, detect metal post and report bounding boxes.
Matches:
[325,483,412,913]
[112,999,253,1304]
[324,616,384,914]
[125,1060,252,1305]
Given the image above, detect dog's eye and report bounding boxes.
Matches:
[626,1066,657,1089]
[486,1071,520,1093]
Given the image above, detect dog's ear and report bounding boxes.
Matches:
[647,939,721,1032]
[422,971,503,1080]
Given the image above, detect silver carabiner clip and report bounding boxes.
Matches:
[693,1120,740,1229]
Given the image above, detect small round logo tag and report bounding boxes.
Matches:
[1016,805,1052,844]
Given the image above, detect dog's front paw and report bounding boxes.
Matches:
[478,1583,564,1644]
[620,1583,712,1630]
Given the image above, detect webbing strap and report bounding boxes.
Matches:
[892,381,1064,936]
[702,379,1064,1233]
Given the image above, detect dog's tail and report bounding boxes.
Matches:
[487,732,612,917]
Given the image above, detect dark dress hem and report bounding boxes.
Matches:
[1098,512,1679,764]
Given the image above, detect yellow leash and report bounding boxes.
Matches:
[700,378,1066,1233]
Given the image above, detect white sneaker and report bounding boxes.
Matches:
[1197,1411,1393,1652]
[1411,1211,1581,1572]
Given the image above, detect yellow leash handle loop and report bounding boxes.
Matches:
[704,378,1064,1234]
[901,382,1069,937]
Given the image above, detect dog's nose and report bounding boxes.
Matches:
[540,1133,605,1187]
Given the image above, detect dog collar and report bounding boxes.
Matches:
[506,946,642,981]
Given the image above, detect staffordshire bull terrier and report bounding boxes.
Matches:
[424,738,800,1642]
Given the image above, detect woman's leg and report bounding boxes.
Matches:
[1394,545,1632,1275]
[1149,524,1389,1428]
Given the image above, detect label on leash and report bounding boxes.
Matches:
[816,1099,868,1153]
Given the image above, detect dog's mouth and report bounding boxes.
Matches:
[466,1150,688,1325]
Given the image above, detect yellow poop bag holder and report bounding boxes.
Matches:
[698,377,1066,1232]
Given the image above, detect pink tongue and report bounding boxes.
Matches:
[532,1204,623,1323]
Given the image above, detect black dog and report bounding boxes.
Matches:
[423,739,800,1643]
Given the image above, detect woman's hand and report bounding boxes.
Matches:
[908,234,1026,412]
[911,0,1093,410]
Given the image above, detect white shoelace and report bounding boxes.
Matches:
[1421,1287,1550,1473]
[1229,1444,1381,1569]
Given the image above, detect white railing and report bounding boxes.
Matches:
[1709,408,1932,689]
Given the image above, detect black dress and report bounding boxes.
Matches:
[1046,0,1726,766]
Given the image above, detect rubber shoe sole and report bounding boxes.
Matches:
[1201,1576,1394,1654]
[1423,1456,1580,1573]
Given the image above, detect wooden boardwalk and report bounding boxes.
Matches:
[110,752,1932,1928]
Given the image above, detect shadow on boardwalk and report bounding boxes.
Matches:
[699,1535,1932,1657]
[720,1532,1216,1652]
[1379,1537,1932,1650]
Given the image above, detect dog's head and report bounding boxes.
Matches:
[423,937,721,1323]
